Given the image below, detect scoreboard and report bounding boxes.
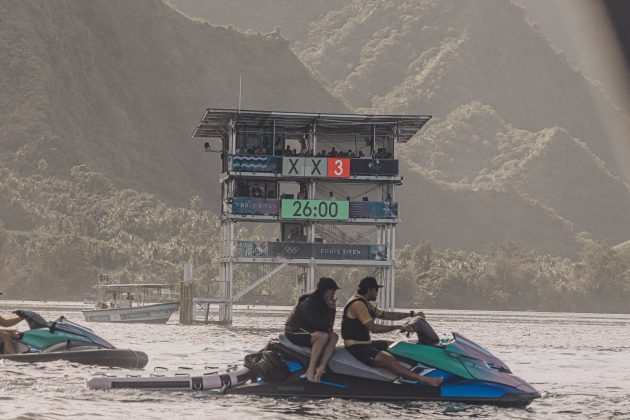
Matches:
[280,199,350,220]
[282,157,350,178]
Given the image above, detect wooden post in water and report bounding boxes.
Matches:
[180,263,193,325]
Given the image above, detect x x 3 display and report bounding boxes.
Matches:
[282,157,350,178]
[229,155,398,177]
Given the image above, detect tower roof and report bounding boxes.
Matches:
[192,108,431,143]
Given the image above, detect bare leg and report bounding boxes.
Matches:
[314,332,338,382]
[0,332,16,355]
[305,331,329,382]
[373,351,443,387]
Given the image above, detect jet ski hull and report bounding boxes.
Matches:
[1,348,148,369]
[227,371,539,406]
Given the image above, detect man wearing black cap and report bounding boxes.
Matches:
[341,276,442,387]
[285,277,340,382]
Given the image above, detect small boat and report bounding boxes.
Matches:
[82,277,179,324]
[2,310,148,369]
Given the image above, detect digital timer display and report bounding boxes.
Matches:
[280,199,350,220]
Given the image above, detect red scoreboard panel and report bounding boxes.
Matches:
[327,158,350,178]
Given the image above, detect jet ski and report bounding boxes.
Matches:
[87,316,539,406]
[228,329,540,406]
[0,310,148,369]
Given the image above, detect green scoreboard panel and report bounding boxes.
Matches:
[280,199,349,220]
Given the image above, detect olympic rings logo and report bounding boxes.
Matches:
[284,246,300,254]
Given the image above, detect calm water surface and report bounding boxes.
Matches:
[1,304,629,419]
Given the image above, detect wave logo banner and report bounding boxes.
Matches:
[230,155,281,172]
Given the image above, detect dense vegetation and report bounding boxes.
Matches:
[0,155,221,299]
[396,241,630,313]
[1,152,628,313]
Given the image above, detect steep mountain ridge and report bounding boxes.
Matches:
[0,0,346,206]
[297,0,625,170]
[403,102,630,243]
[396,165,578,255]
[502,128,630,243]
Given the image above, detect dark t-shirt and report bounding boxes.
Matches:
[285,293,335,333]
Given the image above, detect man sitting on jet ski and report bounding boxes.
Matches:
[341,276,443,387]
[0,312,25,354]
[285,277,340,382]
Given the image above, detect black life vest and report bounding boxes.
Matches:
[285,293,335,333]
[341,296,375,343]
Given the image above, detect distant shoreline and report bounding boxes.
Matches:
[2,300,630,318]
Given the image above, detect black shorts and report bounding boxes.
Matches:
[346,340,391,366]
[285,331,313,347]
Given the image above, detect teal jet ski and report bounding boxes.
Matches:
[230,317,540,406]
[0,310,147,368]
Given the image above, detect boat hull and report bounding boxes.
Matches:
[82,302,179,324]
[0,348,148,369]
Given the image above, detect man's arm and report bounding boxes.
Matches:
[350,302,404,334]
[364,320,402,334]
[379,310,422,321]
[0,316,22,328]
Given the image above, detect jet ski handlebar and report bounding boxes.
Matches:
[403,315,440,345]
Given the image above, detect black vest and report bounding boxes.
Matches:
[285,293,335,333]
[341,296,375,343]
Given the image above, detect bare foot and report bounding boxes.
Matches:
[313,366,326,382]
[305,369,317,382]
[421,376,443,387]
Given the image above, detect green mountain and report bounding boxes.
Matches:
[0,0,346,206]
[403,102,630,245]
[295,0,628,167]
[0,0,346,299]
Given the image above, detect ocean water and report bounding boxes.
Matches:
[1,304,629,419]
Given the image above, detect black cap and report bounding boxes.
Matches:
[358,276,383,290]
[317,277,340,291]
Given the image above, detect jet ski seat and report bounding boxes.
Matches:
[278,334,398,382]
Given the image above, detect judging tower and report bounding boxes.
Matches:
[193,109,431,323]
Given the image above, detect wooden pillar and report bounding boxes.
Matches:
[179,281,193,325]
[180,263,193,325]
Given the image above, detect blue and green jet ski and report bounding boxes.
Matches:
[0,310,147,369]
[231,318,540,406]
